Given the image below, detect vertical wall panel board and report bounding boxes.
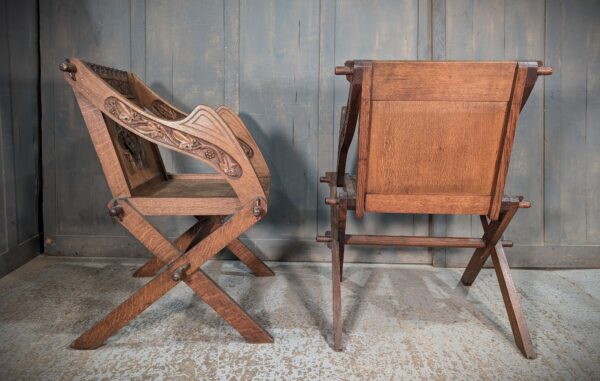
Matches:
[239,0,321,260]
[316,0,336,235]
[0,0,15,255]
[334,0,431,264]
[147,0,226,175]
[544,0,561,247]
[41,1,135,254]
[414,0,432,253]
[145,0,227,238]
[0,0,41,277]
[431,0,447,266]
[443,0,476,260]
[545,0,592,248]
[503,0,545,248]
[6,0,40,243]
[586,1,600,244]
[445,0,506,264]
[130,0,146,79]
[224,0,241,112]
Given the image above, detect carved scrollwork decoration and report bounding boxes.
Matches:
[237,138,254,158]
[116,125,145,169]
[152,100,253,159]
[104,96,242,178]
[152,99,186,120]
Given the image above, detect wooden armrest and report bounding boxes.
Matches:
[62,57,266,204]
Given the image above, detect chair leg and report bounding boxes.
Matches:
[330,197,346,351]
[338,241,345,281]
[73,198,271,349]
[226,238,275,277]
[337,195,347,281]
[133,218,208,277]
[460,201,536,359]
[133,257,163,278]
[461,203,519,286]
[491,242,536,359]
[135,238,274,278]
[186,270,273,342]
[71,268,178,349]
[331,232,343,351]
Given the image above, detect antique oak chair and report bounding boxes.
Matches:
[317,60,552,357]
[60,58,274,349]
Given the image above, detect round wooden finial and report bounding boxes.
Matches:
[59,60,77,73]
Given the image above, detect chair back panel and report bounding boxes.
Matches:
[361,61,520,217]
[366,100,508,196]
[371,61,516,101]
[85,62,167,191]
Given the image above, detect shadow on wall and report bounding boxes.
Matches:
[240,112,311,262]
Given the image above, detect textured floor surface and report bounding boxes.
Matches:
[0,255,599,380]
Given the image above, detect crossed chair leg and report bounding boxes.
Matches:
[320,171,535,357]
[460,197,536,359]
[133,216,274,278]
[71,198,274,350]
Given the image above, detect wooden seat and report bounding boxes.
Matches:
[129,175,271,215]
[318,60,552,357]
[60,58,274,349]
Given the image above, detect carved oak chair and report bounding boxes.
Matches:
[60,57,274,349]
[317,60,552,357]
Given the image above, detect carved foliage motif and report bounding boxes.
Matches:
[237,138,254,158]
[152,99,186,120]
[116,125,145,169]
[152,99,255,160]
[104,96,242,178]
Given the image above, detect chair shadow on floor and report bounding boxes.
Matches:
[285,260,517,350]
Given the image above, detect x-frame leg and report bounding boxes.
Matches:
[71,198,272,349]
[460,199,536,359]
[323,173,348,351]
[134,217,274,278]
[132,218,207,277]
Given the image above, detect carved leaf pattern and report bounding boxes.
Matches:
[237,138,254,158]
[153,99,254,160]
[152,99,186,120]
[104,96,242,178]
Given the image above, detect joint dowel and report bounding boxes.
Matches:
[537,67,552,76]
[316,235,333,243]
[59,60,77,73]
[325,197,338,206]
[518,200,532,209]
[335,66,353,75]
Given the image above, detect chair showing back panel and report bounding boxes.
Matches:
[352,61,543,220]
[318,60,551,356]
[60,58,275,350]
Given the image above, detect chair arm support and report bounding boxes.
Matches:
[63,57,265,205]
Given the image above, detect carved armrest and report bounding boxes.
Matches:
[128,73,269,184]
[61,58,265,204]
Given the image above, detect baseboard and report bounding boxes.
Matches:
[0,234,43,278]
[43,235,600,268]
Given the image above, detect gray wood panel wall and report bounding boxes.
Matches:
[40,0,600,267]
[0,0,42,277]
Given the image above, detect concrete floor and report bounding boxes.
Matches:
[0,256,598,380]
